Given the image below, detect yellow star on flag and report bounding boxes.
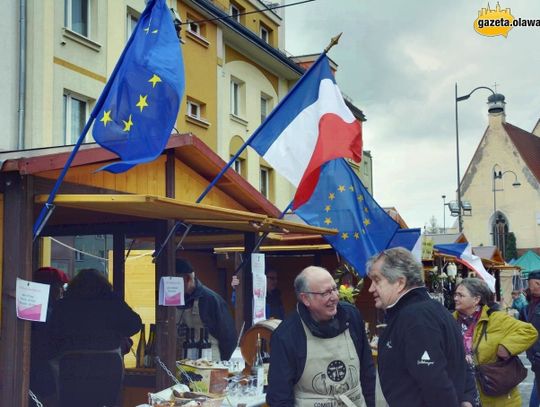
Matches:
[136,95,149,112]
[152,29,158,34]
[357,194,364,202]
[363,218,371,226]
[122,114,134,132]
[100,110,112,127]
[364,207,369,213]
[354,232,360,239]
[341,232,349,240]
[338,185,346,192]
[144,26,150,33]
[149,74,162,88]
[324,217,332,225]
[329,193,335,200]
[349,185,354,191]
[325,205,331,212]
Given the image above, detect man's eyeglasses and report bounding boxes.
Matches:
[303,286,339,299]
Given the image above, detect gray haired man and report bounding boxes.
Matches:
[367,247,468,407]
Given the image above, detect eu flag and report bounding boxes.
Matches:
[92,0,184,173]
[295,158,399,276]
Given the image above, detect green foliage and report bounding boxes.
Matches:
[505,232,518,262]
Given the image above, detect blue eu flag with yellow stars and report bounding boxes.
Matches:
[92,0,184,173]
[295,158,399,276]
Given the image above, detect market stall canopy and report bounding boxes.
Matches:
[513,250,540,277]
[34,194,337,235]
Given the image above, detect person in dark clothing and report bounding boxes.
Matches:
[175,258,236,361]
[30,267,69,405]
[49,268,142,407]
[520,269,540,407]
[267,266,376,407]
[266,269,285,319]
[367,247,468,407]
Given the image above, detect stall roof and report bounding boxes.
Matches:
[35,194,336,235]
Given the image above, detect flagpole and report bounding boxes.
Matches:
[153,33,343,259]
[32,0,167,240]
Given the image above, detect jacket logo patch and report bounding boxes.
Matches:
[417,350,434,366]
[385,340,392,349]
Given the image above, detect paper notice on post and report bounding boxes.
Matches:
[252,253,267,324]
[159,276,184,306]
[16,278,50,322]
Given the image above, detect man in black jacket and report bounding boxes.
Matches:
[267,266,375,407]
[520,269,540,405]
[175,258,236,361]
[367,247,467,407]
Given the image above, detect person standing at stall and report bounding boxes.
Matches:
[266,269,285,319]
[175,258,236,361]
[367,247,468,407]
[267,265,375,407]
[49,268,142,407]
[30,267,69,405]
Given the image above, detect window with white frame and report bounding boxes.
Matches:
[65,0,91,37]
[260,94,272,123]
[230,79,244,116]
[187,20,201,36]
[126,10,139,41]
[187,100,201,119]
[260,25,270,43]
[63,93,88,145]
[230,4,241,22]
[233,158,244,175]
[260,167,270,198]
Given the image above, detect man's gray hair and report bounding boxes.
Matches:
[457,278,493,306]
[366,247,424,288]
[294,266,327,300]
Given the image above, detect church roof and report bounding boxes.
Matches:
[504,122,540,183]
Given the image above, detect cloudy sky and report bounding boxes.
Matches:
[284,0,540,230]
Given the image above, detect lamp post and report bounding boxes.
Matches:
[492,163,521,215]
[442,194,446,233]
[455,83,495,233]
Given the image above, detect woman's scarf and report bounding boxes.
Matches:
[457,306,482,355]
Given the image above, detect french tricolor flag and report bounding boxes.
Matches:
[434,243,496,292]
[249,54,362,208]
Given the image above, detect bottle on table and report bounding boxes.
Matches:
[144,323,156,368]
[186,328,199,360]
[251,333,264,395]
[200,327,212,360]
[135,324,146,368]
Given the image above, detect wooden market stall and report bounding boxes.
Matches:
[0,134,335,406]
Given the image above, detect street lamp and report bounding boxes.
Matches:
[492,163,521,215]
[455,83,496,233]
[442,195,446,233]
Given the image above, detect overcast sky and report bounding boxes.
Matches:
[284,0,540,230]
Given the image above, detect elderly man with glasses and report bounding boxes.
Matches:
[266,266,375,407]
[367,247,469,407]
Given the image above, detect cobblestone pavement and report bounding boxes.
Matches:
[520,353,534,407]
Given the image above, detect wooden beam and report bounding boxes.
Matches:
[113,233,126,298]
[242,232,256,330]
[0,173,34,406]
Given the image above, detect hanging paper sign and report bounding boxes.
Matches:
[16,278,50,322]
[159,276,184,306]
[252,253,267,324]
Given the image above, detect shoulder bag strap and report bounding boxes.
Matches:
[472,320,488,364]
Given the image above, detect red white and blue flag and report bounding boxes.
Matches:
[248,54,362,208]
[434,243,496,292]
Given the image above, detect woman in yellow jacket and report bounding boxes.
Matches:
[453,278,538,407]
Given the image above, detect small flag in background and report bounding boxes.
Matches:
[248,54,362,208]
[434,243,496,292]
[93,0,184,173]
[295,158,399,276]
